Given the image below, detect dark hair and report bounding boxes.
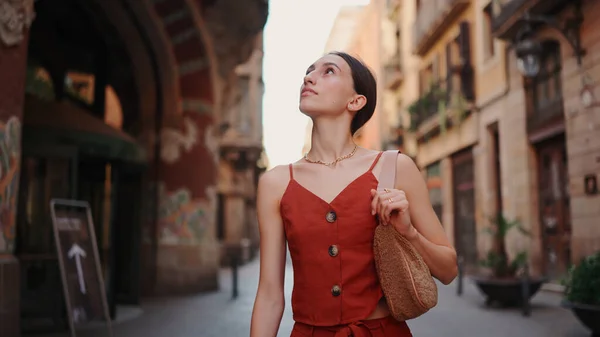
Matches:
[329,51,377,135]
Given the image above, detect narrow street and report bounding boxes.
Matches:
[38,256,590,337]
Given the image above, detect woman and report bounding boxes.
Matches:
[250,52,457,337]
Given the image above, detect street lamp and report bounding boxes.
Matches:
[513,9,585,78]
[515,38,542,78]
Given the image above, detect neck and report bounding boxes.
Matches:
[307,119,356,163]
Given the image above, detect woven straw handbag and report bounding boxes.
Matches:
[373,150,438,321]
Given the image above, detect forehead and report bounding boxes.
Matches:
[309,54,350,72]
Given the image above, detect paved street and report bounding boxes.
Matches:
[39,257,590,337]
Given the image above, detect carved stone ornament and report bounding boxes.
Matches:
[0,0,35,47]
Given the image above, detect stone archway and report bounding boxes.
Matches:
[139,0,222,294]
[90,0,268,294]
[80,0,224,294]
[137,0,266,294]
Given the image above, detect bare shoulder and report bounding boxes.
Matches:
[394,153,424,189]
[258,164,292,200]
[395,153,419,172]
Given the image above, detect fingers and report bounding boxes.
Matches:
[371,189,408,224]
[371,188,392,218]
[380,195,394,223]
[382,199,409,223]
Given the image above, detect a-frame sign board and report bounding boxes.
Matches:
[50,199,113,337]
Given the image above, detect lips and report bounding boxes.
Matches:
[301,88,317,96]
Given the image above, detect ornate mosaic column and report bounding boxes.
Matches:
[0,1,35,336]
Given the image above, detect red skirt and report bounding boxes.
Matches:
[290,316,413,337]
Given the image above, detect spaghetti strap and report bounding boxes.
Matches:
[289,164,294,180]
[368,151,385,171]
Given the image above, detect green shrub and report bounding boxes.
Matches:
[564,251,600,306]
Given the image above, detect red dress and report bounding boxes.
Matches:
[281,152,413,337]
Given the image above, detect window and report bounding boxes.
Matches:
[482,3,495,60]
[531,41,562,112]
[524,40,563,132]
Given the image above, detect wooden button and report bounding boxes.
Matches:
[328,245,339,257]
[331,285,341,296]
[325,211,337,223]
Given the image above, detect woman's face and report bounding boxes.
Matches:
[299,54,363,117]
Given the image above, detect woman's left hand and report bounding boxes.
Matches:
[370,188,418,239]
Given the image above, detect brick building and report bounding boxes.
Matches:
[388,0,600,281]
[0,0,267,335]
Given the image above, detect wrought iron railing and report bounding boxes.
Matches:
[407,74,469,131]
[527,95,564,133]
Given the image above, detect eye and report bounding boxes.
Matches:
[325,67,335,74]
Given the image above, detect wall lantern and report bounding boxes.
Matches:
[514,8,585,78]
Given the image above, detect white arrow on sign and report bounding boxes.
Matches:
[68,243,87,294]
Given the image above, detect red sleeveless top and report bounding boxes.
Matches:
[280,152,384,326]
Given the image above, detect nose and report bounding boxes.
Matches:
[303,72,315,85]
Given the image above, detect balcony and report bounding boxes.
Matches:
[527,97,564,137]
[412,0,470,57]
[408,75,474,138]
[384,54,404,90]
[492,0,573,40]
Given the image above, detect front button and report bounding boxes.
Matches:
[328,245,339,257]
[331,285,341,297]
[325,211,337,223]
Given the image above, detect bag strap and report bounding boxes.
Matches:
[376,150,399,190]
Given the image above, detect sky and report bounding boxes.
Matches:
[262,0,370,169]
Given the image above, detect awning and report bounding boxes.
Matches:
[23,94,147,163]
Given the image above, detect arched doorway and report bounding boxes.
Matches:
[15,0,158,332]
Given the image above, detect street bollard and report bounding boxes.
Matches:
[231,252,239,300]
[521,262,530,317]
[456,256,464,296]
[226,243,241,300]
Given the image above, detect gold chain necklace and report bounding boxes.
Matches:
[304,145,358,167]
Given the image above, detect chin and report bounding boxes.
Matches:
[299,101,319,116]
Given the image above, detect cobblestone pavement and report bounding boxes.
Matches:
[40,256,590,337]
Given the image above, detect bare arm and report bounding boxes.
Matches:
[395,154,458,285]
[250,167,288,337]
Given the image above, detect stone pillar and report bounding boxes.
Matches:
[219,150,259,265]
[0,1,35,335]
[150,112,221,294]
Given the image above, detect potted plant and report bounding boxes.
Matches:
[561,251,600,336]
[471,213,546,307]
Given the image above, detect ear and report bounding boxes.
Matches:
[347,94,367,113]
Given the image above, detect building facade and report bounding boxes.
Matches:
[392,0,599,280]
[486,0,600,278]
[380,0,420,156]
[0,0,267,335]
[406,0,480,272]
[314,0,421,154]
[313,1,387,151]
[302,5,369,154]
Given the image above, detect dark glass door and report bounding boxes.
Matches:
[537,136,571,280]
